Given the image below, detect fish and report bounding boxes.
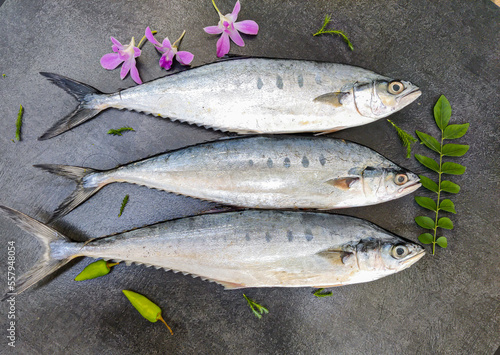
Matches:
[38,58,421,139]
[0,206,425,297]
[35,136,421,222]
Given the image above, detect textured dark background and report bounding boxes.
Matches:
[0,0,499,354]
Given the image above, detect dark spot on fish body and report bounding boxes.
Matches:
[245,233,250,241]
[287,231,293,242]
[319,154,326,166]
[276,75,283,89]
[305,229,314,242]
[284,157,291,168]
[248,159,254,167]
[267,158,273,168]
[297,74,304,88]
[265,232,271,242]
[302,156,309,168]
[257,77,263,89]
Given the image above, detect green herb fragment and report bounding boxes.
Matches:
[2,74,6,77]
[107,126,135,136]
[118,195,129,217]
[74,259,119,281]
[122,290,173,334]
[15,105,23,141]
[387,120,417,158]
[313,14,353,51]
[313,288,333,298]
[414,95,469,254]
[243,294,269,319]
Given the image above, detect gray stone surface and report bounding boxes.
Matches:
[0,0,498,354]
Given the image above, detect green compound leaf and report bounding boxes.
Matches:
[415,196,437,212]
[438,217,454,230]
[418,233,434,244]
[387,120,417,158]
[439,199,457,213]
[243,294,269,319]
[442,144,469,157]
[443,123,469,139]
[441,162,466,175]
[415,154,440,173]
[415,216,436,230]
[436,236,448,248]
[118,195,129,217]
[441,180,460,193]
[313,288,334,298]
[434,95,451,130]
[416,131,441,153]
[108,126,135,136]
[419,175,439,193]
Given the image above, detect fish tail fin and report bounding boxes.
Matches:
[0,206,77,299]
[34,164,108,222]
[38,72,107,140]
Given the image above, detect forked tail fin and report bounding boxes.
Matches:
[34,164,108,222]
[0,206,77,299]
[39,72,106,140]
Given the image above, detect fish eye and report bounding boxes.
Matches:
[388,81,405,95]
[394,174,408,185]
[392,245,409,259]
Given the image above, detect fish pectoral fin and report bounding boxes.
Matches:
[317,249,354,266]
[314,127,348,136]
[313,92,350,107]
[325,177,360,190]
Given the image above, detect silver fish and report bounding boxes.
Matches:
[0,206,425,296]
[36,136,421,221]
[39,58,421,139]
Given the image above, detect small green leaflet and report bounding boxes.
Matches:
[15,105,23,141]
[118,194,129,217]
[313,14,353,51]
[388,120,417,158]
[2,74,6,78]
[108,126,135,136]
[243,294,269,319]
[434,95,451,130]
[313,288,333,298]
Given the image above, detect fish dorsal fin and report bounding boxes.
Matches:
[317,249,355,266]
[325,177,359,190]
[313,92,350,107]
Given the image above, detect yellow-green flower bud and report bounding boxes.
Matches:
[74,259,118,281]
[122,290,173,334]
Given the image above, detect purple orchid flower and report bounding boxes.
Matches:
[204,0,259,57]
[145,27,194,70]
[100,37,142,85]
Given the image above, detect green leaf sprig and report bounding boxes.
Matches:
[15,105,23,141]
[387,119,417,158]
[313,14,353,51]
[108,126,135,136]
[414,95,469,254]
[243,294,269,319]
[123,290,173,335]
[74,259,119,281]
[313,288,333,298]
[118,194,129,217]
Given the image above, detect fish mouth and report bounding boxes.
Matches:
[397,87,422,107]
[398,181,421,194]
[401,248,426,267]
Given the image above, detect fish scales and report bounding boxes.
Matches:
[0,207,425,294]
[37,136,421,221]
[39,58,421,139]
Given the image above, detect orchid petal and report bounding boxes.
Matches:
[229,28,245,47]
[133,47,141,57]
[176,51,194,65]
[112,45,120,53]
[204,25,223,34]
[110,37,124,49]
[120,58,133,79]
[100,53,124,70]
[216,33,231,57]
[129,63,142,85]
[159,53,174,70]
[161,38,173,50]
[145,27,161,47]
[231,0,241,21]
[234,20,259,35]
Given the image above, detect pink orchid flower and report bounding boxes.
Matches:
[145,27,194,70]
[100,37,142,85]
[204,0,259,57]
